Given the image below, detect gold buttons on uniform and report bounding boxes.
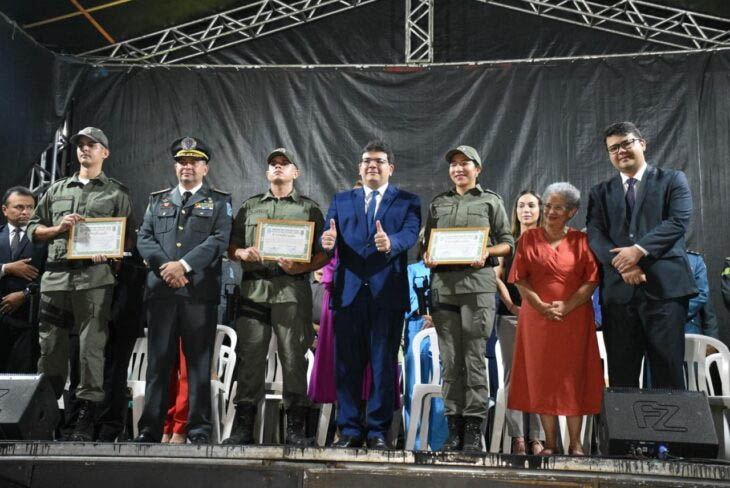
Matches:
[176,243,182,248]
[178,226,184,230]
[181,210,186,215]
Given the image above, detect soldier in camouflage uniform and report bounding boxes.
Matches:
[134,137,231,444]
[223,148,327,447]
[27,127,132,441]
[423,145,514,452]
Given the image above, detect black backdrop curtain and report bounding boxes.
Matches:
[2,4,729,344]
[65,50,730,344]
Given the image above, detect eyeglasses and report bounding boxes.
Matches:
[544,203,569,213]
[360,158,389,165]
[606,138,641,154]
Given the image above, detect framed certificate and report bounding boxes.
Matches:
[67,217,127,259]
[427,227,489,265]
[255,219,315,262]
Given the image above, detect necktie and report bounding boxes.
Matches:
[625,178,636,221]
[10,228,20,260]
[182,191,192,207]
[367,190,379,235]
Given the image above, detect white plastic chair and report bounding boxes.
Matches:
[684,334,730,460]
[127,335,148,438]
[405,328,442,451]
[255,334,284,444]
[488,339,510,453]
[211,324,237,443]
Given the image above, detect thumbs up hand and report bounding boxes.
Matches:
[374,220,391,253]
[321,218,337,251]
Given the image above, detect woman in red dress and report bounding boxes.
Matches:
[507,182,603,456]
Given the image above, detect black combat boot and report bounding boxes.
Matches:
[285,406,310,447]
[462,416,484,453]
[441,415,464,452]
[222,403,256,445]
[69,400,97,442]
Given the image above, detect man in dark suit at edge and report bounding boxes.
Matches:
[586,121,697,389]
[0,186,47,373]
[321,140,420,449]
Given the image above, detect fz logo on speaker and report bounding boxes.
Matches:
[633,401,687,432]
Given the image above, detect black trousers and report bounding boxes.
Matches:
[138,296,217,440]
[0,312,39,373]
[96,317,140,440]
[602,290,689,389]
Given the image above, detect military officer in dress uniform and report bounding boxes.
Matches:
[27,127,132,441]
[135,137,232,444]
[223,148,327,447]
[423,145,514,452]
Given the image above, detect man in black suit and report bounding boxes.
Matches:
[135,137,232,444]
[0,186,47,373]
[587,121,697,389]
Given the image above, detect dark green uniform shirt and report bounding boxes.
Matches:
[27,171,132,292]
[230,188,325,303]
[425,184,514,295]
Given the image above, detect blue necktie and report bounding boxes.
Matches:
[367,190,379,235]
[625,178,636,221]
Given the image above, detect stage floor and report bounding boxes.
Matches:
[1,442,729,487]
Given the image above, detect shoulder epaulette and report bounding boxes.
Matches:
[482,188,503,200]
[686,250,700,256]
[51,176,70,186]
[150,187,172,197]
[244,193,265,203]
[109,178,130,192]
[299,194,320,207]
[212,188,231,196]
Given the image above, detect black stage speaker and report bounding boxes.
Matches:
[598,387,718,459]
[0,374,60,440]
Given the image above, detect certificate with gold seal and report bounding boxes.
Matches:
[427,227,489,265]
[256,219,315,262]
[67,217,127,259]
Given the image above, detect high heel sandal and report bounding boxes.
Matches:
[511,437,526,455]
[568,444,585,456]
[529,439,544,455]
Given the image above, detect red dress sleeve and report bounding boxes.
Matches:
[508,229,533,284]
[579,232,600,283]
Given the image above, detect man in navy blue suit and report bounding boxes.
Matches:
[0,186,47,373]
[321,140,420,449]
[587,121,697,389]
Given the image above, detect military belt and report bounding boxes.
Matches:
[45,260,106,272]
[242,268,308,281]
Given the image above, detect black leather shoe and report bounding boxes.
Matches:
[188,433,210,445]
[332,436,363,448]
[367,436,389,450]
[133,432,157,443]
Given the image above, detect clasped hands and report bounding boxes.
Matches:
[321,219,391,253]
[610,246,647,285]
[537,300,568,322]
[233,247,309,275]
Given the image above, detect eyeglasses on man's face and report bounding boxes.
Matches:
[360,157,389,165]
[606,138,641,154]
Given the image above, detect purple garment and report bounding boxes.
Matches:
[308,255,337,403]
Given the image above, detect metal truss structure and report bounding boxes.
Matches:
[81,0,383,65]
[405,0,433,63]
[29,118,70,195]
[477,0,730,51]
